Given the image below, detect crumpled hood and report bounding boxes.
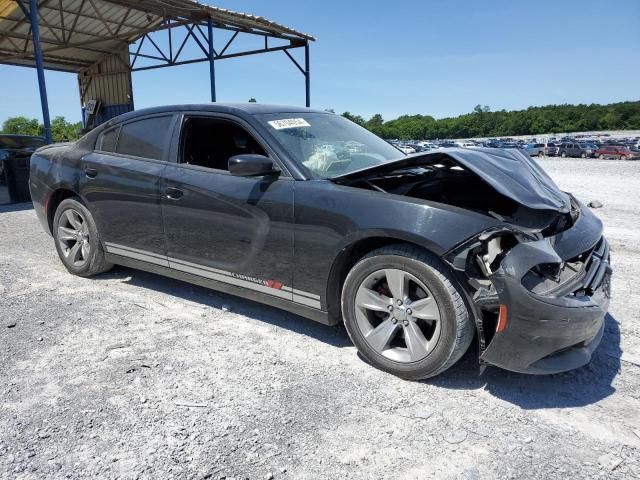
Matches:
[334,147,571,213]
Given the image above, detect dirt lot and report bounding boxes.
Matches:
[1,158,639,479]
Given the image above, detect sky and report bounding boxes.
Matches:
[1,0,639,125]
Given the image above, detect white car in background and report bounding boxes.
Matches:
[418,142,438,150]
[397,145,416,154]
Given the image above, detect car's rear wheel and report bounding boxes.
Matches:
[53,197,113,277]
[598,154,605,159]
[341,245,474,380]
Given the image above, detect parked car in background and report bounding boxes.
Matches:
[419,142,438,150]
[525,143,545,157]
[545,143,559,156]
[580,143,599,151]
[396,144,416,154]
[556,142,595,158]
[0,134,47,203]
[595,145,640,160]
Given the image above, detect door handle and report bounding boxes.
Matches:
[165,186,183,200]
[85,167,98,179]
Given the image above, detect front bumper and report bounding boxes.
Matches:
[479,207,612,374]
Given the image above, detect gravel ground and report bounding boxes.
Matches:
[1,158,639,479]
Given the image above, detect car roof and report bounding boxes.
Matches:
[106,103,330,125]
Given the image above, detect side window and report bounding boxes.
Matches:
[116,116,173,160]
[97,127,119,152]
[180,117,267,171]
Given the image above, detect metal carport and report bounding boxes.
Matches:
[0,0,314,142]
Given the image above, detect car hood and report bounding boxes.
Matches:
[333,147,571,213]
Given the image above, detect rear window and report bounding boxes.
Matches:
[115,115,173,160]
[97,127,119,152]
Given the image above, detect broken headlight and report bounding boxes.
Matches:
[446,226,535,278]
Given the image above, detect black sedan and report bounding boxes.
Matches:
[29,104,611,379]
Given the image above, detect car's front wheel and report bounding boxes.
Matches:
[53,197,113,277]
[341,245,474,380]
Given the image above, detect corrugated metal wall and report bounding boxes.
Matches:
[78,48,133,127]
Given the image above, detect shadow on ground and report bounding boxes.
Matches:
[99,266,621,409]
[428,313,621,409]
[98,265,351,349]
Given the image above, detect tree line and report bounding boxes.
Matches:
[341,101,640,140]
[1,116,82,142]
[3,100,639,143]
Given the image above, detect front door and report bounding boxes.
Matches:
[161,115,295,301]
[80,114,177,261]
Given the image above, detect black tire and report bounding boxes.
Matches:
[53,197,113,277]
[341,244,474,380]
[561,152,566,158]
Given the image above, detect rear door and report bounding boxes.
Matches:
[160,114,296,303]
[80,114,178,262]
[572,143,580,156]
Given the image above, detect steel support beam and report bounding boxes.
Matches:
[207,16,216,102]
[129,44,302,73]
[304,41,310,108]
[24,0,52,143]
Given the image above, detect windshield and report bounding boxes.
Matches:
[257,113,404,178]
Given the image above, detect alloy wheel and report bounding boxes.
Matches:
[354,268,442,363]
[57,208,91,267]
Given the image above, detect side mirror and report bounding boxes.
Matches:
[228,154,278,177]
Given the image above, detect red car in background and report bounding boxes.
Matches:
[595,145,640,160]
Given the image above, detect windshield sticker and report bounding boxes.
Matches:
[267,118,311,130]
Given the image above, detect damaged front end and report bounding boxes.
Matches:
[445,200,611,374]
[335,148,612,374]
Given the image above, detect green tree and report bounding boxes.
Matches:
[365,114,384,135]
[341,111,366,126]
[341,101,640,139]
[248,98,257,103]
[50,116,82,142]
[1,116,82,142]
[1,116,43,136]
